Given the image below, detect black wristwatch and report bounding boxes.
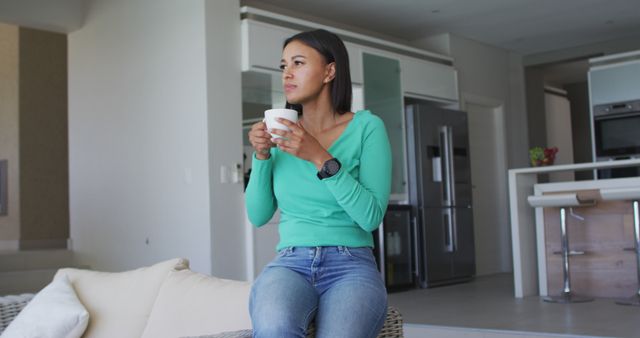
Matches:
[317,158,341,180]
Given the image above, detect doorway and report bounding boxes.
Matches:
[463,95,511,276]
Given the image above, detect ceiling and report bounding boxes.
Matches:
[242,0,640,55]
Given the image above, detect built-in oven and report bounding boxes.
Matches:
[593,99,640,178]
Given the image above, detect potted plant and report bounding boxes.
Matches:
[529,146,558,167]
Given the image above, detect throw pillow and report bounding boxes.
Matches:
[140,269,252,338]
[1,275,89,338]
[54,258,189,338]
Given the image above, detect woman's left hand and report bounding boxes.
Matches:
[270,118,332,170]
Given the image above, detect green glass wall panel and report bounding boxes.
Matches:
[363,53,405,197]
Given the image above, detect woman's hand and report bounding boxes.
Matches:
[270,118,333,170]
[248,121,275,160]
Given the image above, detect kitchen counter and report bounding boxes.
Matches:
[532,177,640,298]
[508,159,640,298]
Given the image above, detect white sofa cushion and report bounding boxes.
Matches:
[140,269,252,338]
[53,258,189,338]
[1,275,89,338]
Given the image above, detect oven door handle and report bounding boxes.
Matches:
[594,110,640,120]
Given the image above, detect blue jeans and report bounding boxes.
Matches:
[249,246,388,338]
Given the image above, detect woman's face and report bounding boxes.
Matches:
[280,40,335,105]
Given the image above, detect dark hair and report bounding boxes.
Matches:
[283,29,352,115]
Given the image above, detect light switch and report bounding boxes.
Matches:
[220,165,229,183]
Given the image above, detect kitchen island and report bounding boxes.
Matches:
[508,159,640,298]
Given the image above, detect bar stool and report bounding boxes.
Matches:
[528,193,596,303]
[600,187,640,307]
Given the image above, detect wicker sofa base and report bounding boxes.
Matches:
[1,294,403,338]
[306,306,403,338]
[0,293,35,334]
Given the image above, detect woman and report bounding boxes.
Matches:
[245,28,392,338]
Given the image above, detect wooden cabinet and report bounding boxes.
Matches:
[400,56,458,102]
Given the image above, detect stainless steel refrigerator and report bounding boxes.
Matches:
[405,103,476,288]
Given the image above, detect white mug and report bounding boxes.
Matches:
[263,108,299,139]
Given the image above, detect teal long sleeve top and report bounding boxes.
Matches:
[245,110,392,251]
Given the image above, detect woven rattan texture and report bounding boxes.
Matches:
[0,294,35,334]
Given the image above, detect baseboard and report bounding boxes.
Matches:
[19,239,67,250]
[0,240,19,251]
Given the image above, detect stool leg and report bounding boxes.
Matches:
[561,207,571,295]
[617,200,640,306]
[544,208,593,303]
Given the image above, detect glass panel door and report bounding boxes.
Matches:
[363,53,406,199]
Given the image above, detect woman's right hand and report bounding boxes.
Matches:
[249,121,275,160]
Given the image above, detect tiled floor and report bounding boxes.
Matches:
[387,273,640,338]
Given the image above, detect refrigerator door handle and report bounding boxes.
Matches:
[451,208,458,252]
[443,208,454,252]
[445,126,456,206]
[445,126,458,252]
[439,126,451,206]
[377,222,386,285]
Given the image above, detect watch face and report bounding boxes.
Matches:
[325,159,340,175]
[318,158,341,180]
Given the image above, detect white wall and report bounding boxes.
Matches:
[204,0,246,280]
[69,0,214,273]
[449,35,510,103]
